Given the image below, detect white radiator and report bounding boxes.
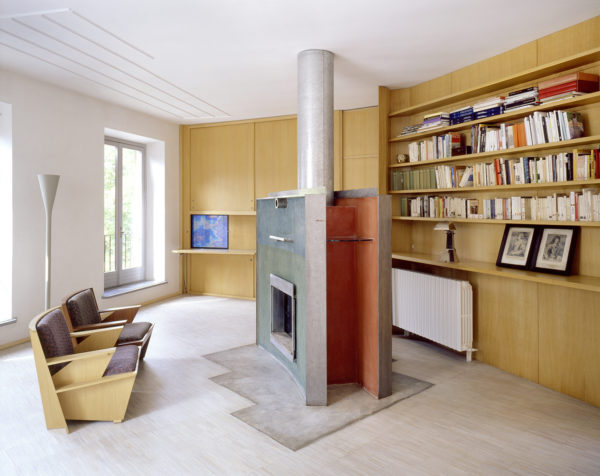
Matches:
[392,269,475,361]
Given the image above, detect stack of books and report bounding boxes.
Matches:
[538,72,599,103]
[504,87,539,112]
[473,96,505,119]
[419,112,450,131]
[399,124,421,136]
[449,106,474,125]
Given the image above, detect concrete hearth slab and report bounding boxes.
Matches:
[204,344,432,451]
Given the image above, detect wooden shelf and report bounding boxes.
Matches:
[388,47,600,117]
[389,178,600,195]
[172,249,256,255]
[391,215,600,227]
[390,91,600,142]
[391,252,600,292]
[189,210,256,216]
[388,135,600,169]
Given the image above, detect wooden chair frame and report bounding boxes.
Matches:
[61,288,153,356]
[29,307,139,434]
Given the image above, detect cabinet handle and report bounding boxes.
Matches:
[269,235,293,242]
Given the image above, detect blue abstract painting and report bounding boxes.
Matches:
[191,215,229,249]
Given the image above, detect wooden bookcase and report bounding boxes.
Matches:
[379,16,600,406]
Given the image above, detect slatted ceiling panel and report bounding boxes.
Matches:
[0,9,228,121]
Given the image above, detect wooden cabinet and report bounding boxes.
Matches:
[380,16,600,406]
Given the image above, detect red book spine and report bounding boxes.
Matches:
[538,72,599,89]
[538,80,599,98]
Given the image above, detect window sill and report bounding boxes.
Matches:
[0,317,17,327]
[103,280,167,298]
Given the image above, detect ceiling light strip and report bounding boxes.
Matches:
[10,19,208,117]
[5,27,205,118]
[70,9,228,115]
[0,41,183,119]
[0,8,69,20]
[41,14,225,117]
[70,10,154,60]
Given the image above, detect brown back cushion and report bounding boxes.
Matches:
[66,289,101,327]
[36,309,74,375]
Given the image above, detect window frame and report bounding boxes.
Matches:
[104,137,147,289]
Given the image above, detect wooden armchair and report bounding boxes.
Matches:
[29,307,140,433]
[62,288,153,359]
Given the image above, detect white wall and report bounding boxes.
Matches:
[0,69,180,345]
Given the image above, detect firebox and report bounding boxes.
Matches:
[270,273,296,361]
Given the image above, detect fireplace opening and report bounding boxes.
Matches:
[270,273,296,361]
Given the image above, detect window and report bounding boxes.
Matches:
[0,102,12,323]
[104,138,146,288]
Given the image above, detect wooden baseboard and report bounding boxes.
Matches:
[187,292,256,301]
[0,337,30,351]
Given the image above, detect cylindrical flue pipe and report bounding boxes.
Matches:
[297,49,334,205]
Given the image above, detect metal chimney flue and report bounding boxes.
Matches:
[297,49,334,205]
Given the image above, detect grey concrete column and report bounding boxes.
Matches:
[297,49,334,205]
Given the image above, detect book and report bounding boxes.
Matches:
[539,80,599,99]
[538,72,599,90]
[540,91,585,103]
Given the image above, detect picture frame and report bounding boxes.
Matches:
[496,225,537,270]
[191,214,229,249]
[530,226,578,275]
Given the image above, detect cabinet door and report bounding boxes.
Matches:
[254,118,297,199]
[190,123,254,211]
[342,107,379,190]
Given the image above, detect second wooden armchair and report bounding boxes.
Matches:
[62,288,154,359]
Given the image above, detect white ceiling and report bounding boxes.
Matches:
[1,1,600,124]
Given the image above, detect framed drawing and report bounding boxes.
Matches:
[496,225,537,269]
[191,214,229,249]
[530,226,578,275]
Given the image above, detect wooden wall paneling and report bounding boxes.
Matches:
[577,227,600,278]
[391,220,411,253]
[408,75,452,107]
[536,16,600,65]
[378,87,390,194]
[228,215,257,250]
[538,285,600,407]
[190,123,255,211]
[189,254,255,299]
[454,222,506,263]
[342,107,379,157]
[471,274,539,382]
[334,110,343,191]
[341,107,379,191]
[389,87,410,113]
[180,125,191,291]
[451,43,538,93]
[254,118,297,200]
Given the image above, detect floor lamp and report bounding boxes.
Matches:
[38,174,60,310]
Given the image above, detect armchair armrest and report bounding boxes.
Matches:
[99,305,141,324]
[72,320,128,332]
[46,347,116,366]
[71,325,125,338]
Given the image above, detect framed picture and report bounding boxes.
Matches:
[530,226,578,275]
[496,225,537,269]
[191,214,229,249]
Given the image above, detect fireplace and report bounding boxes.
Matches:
[270,273,296,361]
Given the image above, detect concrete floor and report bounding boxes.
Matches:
[1,295,599,475]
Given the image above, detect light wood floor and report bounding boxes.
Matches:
[1,295,599,475]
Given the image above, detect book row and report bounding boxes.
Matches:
[471,110,583,153]
[398,190,600,222]
[390,149,600,191]
[407,133,467,162]
[396,72,598,137]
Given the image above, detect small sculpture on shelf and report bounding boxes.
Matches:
[434,222,458,263]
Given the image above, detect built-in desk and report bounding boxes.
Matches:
[172,249,257,293]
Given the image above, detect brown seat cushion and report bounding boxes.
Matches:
[36,309,74,375]
[117,322,152,344]
[103,345,138,377]
[66,289,101,327]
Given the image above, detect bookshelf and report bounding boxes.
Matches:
[379,16,600,407]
